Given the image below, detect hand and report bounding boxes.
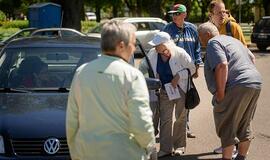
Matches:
[171,74,180,88]
[192,65,200,79]
[192,71,198,78]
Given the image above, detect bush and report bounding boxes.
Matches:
[0,10,6,22]
[81,21,98,33]
[0,28,20,41]
[1,20,29,29]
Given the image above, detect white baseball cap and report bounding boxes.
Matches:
[148,32,171,46]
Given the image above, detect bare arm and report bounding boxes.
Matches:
[248,49,255,64]
[214,61,228,102]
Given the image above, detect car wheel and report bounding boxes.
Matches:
[257,44,267,51]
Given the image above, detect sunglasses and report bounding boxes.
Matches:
[171,12,182,16]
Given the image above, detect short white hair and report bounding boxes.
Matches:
[198,21,219,36]
[101,20,136,52]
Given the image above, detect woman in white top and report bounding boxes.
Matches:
[139,31,195,157]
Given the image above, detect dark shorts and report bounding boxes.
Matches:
[212,86,261,148]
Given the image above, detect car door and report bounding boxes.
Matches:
[133,22,154,54]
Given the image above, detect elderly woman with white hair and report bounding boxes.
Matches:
[139,31,195,157]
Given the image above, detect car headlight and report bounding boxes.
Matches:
[0,135,5,154]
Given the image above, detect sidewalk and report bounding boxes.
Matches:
[247,42,256,48]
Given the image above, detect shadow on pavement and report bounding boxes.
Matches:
[159,152,220,160]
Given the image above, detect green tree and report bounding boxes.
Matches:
[84,0,109,22]
[0,0,22,19]
[52,0,84,31]
[0,10,6,21]
[145,0,163,17]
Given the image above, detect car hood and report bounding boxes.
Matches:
[0,93,68,139]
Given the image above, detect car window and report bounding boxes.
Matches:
[61,31,80,36]
[133,22,150,31]
[264,19,270,27]
[149,22,166,30]
[33,31,59,36]
[0,47,101,89]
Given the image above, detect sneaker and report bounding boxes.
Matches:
[157,150,171,158]
[213,146,237,154]
[233,154,247,160]
[232,149,239,159]
[213,146,223,154]
[173,147,185,156]
[232,151,238,159]
[187,132,196,138]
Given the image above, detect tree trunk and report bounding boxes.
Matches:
[112,4,118,17]
[136,0,142,17]
[148,0,162,18]
[263,0,270,16]
[95,5,101,22]
[52,0,83,31]
[124,0,136,17]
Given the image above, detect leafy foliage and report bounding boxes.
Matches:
[0,0,267,30]
[0,27,20,41]
[81,20,98,33]
[1,20,28,29]
[0,10,6,22]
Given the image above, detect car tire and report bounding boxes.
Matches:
[257,44,268,51]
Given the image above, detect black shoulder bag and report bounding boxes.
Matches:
[185,69,200,109]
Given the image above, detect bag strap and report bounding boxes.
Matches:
[186,68,191,93]
[186,68,197,93]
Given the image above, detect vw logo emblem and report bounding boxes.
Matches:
[44,138,60,155]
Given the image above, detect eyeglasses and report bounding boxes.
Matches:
[212,10,227,16]
[171,12,182,16]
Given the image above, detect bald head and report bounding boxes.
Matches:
[198,22,219,36]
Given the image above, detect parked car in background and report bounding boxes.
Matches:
[31,28,86,37]
[85,12,97,21]
[251,16,270,51]
[0,36,160,159]
[88,17,167,56]
[0,28,37,49]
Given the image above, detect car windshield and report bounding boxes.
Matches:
[0,47,101,89]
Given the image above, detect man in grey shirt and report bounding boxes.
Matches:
[198,22,262,160]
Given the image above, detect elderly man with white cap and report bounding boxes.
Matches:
[139,31,195,157]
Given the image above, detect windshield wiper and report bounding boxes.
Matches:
[0,88,31,93]
[58,87,69,92]
[0,87,70,93]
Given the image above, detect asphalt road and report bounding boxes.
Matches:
[136,48,270,160]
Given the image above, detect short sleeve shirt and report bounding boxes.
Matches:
[204,35,262,94]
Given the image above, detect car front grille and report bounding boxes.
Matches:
[11,138,69,156]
